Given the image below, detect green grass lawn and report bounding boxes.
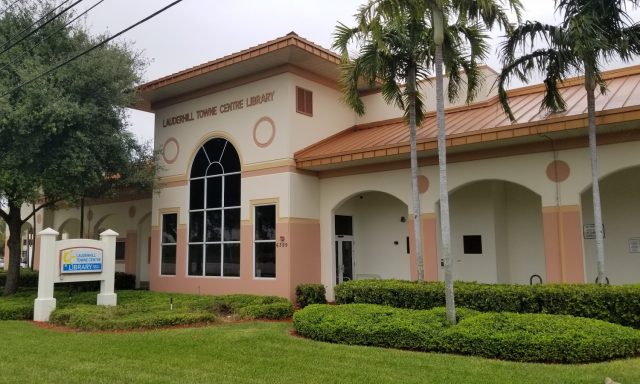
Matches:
[0,320,638,384]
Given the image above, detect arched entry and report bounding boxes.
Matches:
[443,180,545,284]
[58,218,80,240]
[581,166,640,284]
[333,191,410,283]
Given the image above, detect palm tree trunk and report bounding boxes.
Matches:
[433,7,455,325]
[408,64,425,283]
[585,69,606,284]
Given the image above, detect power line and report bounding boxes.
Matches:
[0,0,83,57]
[0,0,185,99]
[0,0,22,18]
[0,0,106,74]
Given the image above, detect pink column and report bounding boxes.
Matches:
[124,232,137,274]
[542,205,585,283]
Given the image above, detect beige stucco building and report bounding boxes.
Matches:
[7,33,640,300]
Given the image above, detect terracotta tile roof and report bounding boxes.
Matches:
[295,65,640,169]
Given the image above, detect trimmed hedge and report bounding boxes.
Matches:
[0,270,136,291]
[210,294,289,314]
[335,280,640,328]
[49,304,216,331]
[238,302,294,320]
[293,304,640,363]
[295,284,326,308]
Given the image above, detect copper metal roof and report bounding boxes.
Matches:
[295,65,640,169]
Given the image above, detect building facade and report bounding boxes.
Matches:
[7,33,640,300]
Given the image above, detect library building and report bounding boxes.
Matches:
[7,32,640,300]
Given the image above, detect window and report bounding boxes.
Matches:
[254,205,276,278]
[161,213,177,275]
[463,235,482,254]
[296,86,313,116]
[189,138,241,277]
[115,240,126,261]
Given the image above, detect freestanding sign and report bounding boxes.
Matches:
[33,228,118,322]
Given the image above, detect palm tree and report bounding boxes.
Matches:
[341,0,520,325]
[334,0,494,324]
[498,0,640,285]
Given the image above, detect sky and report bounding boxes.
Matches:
[77,0,639,144]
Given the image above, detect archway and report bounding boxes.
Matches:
[443,180,545,284]
[581,166,640,284]
[333,191,410,283]
[57,218,80,240]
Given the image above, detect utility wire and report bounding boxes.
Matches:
[0,0,83,57]
[0,0,184,99]
[0,0,22,18]
[0,0,105,74]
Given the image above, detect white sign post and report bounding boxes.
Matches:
[33,228,118,322]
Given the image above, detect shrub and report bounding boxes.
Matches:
[0,269,39,288]
[0,291,34,320]
[49,304,216,331]
[238,302,294,320]
[293,304,640,363]
[0,270,136,291]
[443,312,640,363]
[209,294,288,315]
[295,284,326,308]
[294,304,477,351]
[335,280,640,328]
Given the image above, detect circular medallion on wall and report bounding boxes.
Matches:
[418,175,429,194]
[162,137,179,164]
[253,116,276,148]
[546,160,570,182]
[128,206,136,218]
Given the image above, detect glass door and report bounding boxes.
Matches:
[335,236,354,284]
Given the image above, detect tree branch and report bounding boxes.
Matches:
[20,199,62,225]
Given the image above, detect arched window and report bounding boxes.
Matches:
[188,138,241,277]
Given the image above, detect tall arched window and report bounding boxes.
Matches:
[189,138,241,277]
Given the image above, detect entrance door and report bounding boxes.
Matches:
[335,236,354,284]
[334,214,354,285]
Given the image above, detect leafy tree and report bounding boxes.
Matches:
[334,0,497,324]
[0,1,154,295]
[498,0,640,284]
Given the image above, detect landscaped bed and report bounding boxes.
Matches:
[293,303,640,363]
[0,289,293,330]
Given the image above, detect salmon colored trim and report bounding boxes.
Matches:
[421,213,439,282]
[157,177,188,189]
[33,235,41,271]
[242,165,316,178]
[542,205,585,283]
[149,64,339,110]
[125,232,137,275]
[407,218,417,281]
[278,217,320,224]
[139,33,340,94]
[316,129,640,179]
[162,137,180,164]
